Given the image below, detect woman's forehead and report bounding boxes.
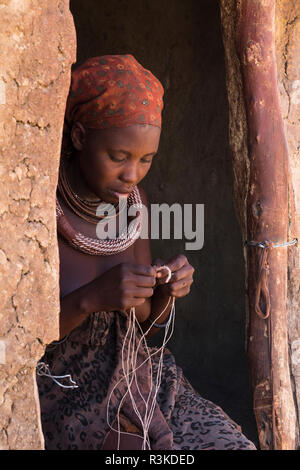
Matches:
[86,124,161,148]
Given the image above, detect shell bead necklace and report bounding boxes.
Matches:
[56,159,143,256]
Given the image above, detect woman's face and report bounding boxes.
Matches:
[71,123,161,203]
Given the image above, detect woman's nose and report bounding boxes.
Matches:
[119,163,139,185]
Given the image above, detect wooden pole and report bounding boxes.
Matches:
[235,0,296,450]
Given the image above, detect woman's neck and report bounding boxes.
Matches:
[66,154,101,203]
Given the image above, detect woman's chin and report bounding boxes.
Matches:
[90,188,118,204]
[105,189,130,204]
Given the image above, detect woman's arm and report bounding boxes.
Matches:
[59,261,156,340]
[59,283,94,340]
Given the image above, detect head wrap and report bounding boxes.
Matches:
[64,54,164,141]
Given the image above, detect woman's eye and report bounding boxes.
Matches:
[141,158,152,164]
[109,155,126,163]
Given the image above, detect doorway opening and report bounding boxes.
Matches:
[69,0,258,445]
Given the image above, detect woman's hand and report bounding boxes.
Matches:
[153,254,195,299]
[85,262,157,314]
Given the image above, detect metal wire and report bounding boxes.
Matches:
[244,238,298,249]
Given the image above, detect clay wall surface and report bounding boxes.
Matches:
[0,0,76,449]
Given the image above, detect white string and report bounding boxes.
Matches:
[106,297,175,433]
[106,265,176,450]
[36,362,79,389]
[136,300,175,448]
[107,299,175,450]
[131,296,175,444]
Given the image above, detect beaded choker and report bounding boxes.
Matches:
[56,189,143,257]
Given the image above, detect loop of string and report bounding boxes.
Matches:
[36,334,77,388]
[244,238,297,319]
[36,362,79,389]
[156,265,172,283]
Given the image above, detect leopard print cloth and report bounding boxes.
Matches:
[36,311,256,450]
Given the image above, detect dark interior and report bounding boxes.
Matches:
[70,0,258,445]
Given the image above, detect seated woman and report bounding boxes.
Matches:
[36,54,256,451]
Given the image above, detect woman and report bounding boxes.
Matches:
[36,55,256,450]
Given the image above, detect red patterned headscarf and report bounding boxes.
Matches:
[64,55,164,139]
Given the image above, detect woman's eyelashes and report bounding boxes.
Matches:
[141,157,153,164]
[108,154,155,164]
[109,154,126,163]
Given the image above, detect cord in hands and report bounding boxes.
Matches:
[106,265,175,450]
[153,255,195,299]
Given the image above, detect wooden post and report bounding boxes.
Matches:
[235,0,296,449]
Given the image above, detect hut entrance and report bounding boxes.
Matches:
[69,0,258,445]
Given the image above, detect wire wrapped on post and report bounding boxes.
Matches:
[244,238,297,319]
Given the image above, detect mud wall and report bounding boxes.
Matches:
[0,0,76,450]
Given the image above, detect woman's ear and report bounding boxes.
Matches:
[70,121,86,151]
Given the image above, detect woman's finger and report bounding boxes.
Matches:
[175,287,191,298]
[127,263,156,277]
[169,277,193,291]
[130,287,154,298]
[162,277,192,296]
[170,265,194,283]
[168,284,191,298]
[165,254,188,272]
[131,273,157,287]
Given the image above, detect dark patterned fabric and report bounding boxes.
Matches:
[64,54,164,134]
[37,311,256,450]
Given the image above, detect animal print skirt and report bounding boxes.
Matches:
[36,310,256,450]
